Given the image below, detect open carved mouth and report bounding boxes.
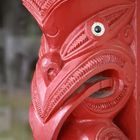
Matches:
[40,49,134,121]
[74,70,115,99]
[72,69,125,116]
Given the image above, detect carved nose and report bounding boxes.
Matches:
[40,52,62,85]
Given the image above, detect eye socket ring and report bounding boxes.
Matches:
[91,22,105,37]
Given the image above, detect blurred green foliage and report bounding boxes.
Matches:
[0,93,33,140]
[0,0,41,139]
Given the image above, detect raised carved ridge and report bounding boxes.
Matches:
[22,0,68,24]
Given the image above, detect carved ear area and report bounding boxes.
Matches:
[117,25,134,45]
[22,0,68,25]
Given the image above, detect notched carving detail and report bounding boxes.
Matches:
[22,0,68,24]
[60,29,90,61]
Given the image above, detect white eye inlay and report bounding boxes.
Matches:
[91,22,105,37]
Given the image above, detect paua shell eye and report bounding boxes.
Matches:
[91,22,105,36]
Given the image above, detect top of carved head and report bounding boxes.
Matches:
[22,0,135,122]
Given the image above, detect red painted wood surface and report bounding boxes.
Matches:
[22,0,137,139]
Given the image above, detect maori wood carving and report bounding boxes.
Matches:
[22,0,137,139]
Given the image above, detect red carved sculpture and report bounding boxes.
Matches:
[22,0,137,139]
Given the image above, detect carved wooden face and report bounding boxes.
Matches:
[22,0,135,139]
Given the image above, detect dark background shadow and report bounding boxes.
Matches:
[0,0,41,139]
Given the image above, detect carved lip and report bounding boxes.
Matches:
[72,70,126,118]
[40,49,134,122]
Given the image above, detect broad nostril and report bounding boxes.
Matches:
[48,68,55,75]
[40,52,62,85]
[47,65,60,81]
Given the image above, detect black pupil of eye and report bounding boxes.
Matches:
[94,25,102,33]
